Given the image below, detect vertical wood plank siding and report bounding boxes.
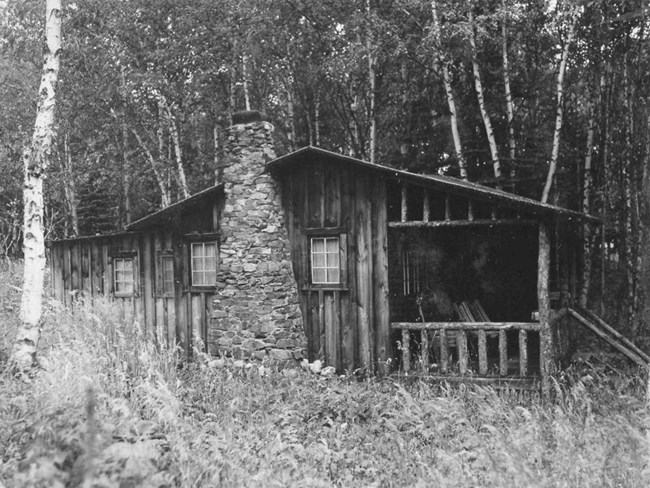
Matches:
[50,197,221,354]
[278,158,390,373]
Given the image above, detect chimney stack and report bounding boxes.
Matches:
[209,111,306,364]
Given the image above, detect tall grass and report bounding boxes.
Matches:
[1,260,649,487]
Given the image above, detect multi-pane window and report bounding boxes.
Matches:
[114,258,134,295]
[191,242,217,286]
[311,237,340,284]
[161,255,175,294]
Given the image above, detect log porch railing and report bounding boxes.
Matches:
[392,321,541,377]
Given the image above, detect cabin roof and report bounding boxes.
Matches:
[126,184,224,231]
[267,146,601,223]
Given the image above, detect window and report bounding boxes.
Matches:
[191,241,217,286]
[311,237,340,284]
[114,258,135,295]
[161,255,175,294]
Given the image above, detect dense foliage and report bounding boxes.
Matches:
[0,261,648,486]
[1,1,649,329]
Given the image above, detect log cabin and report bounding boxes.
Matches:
[52,110,641,391]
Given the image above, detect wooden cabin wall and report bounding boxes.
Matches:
[279,158,390,373]
[50,230,214,353]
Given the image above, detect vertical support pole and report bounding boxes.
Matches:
[478,329,487,374]
[445,194,451,221]
[538,221,553,400]
[491,206,497,220]
[420,330,429,372]
[468,200,474,221]
[499,329,508,376]
[401,329,410,372]
[519,330,528,377]
[457,330,468,374]
[423,191,430,222]
[440,329,448,373]
[401,185,408,222]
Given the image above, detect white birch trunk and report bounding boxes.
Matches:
[131,127,171,207]
[431,0,467,180]
[11,0,61,372]
[160,95,190,199]
[469,10,501,183]
[502,10,516,182]
[242,53,251,112]
[314,93,321,146]
[367,0,377,164]
[541,13,576,203]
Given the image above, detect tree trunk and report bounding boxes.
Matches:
[120,67,131,226]
[242,52,251,112]
[579,102,596,308]
[367,0,377,164]
[160,95,190,199]
[11,0,61,372]
[131,127,171,207]
[469,10,501,184]
[502,9,516,185]
[62,132,79,237]
[431,0,467,180]
[541,12,577,203]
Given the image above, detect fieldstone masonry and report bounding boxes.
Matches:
[209,111,306,364]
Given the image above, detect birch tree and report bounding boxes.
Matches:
[10,0,62,372]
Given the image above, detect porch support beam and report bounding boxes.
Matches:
[388,219,537,228]
[538,221,553,400]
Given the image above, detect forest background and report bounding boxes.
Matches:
[1,0,649,339]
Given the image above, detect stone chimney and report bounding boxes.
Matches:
[209,111,306,364]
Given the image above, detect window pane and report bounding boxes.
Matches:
[327,268,340,284]
[312,238,325,253]
[123,259,133,272]
[326,252,338,267]
[313,253,326,267]
[192,272,204,285]
[192,257,204,271]
[204,270,217,285]
[312,268,326,283]
[192,243,205,259]
[326,238,338,253]
[205,243,216,257]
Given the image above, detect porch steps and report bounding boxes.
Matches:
[567,307,650,367]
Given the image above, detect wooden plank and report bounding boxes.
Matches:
[499,329,508,376]
[401,329,410,372]
[323,164,341,227]
[91,240,101,296]
[308,291,321,360]
[372,175,390,372]
[81,244,91,295]
[420,330,429,372]
[191,294,202,351]
[401,185,408,222]
[167,299,176,349]
[142,234,155,336]
[577,306,650,363]
[70,242,80,294]
[52,243,64,301]
[457,330,468,374]
[156,299,166,345]
[307,160,324,227]
[324,291,340,370]
[62,241,71,306]
[440,328,449,373]
[519,330,528,376]
[356,174,372,369]
[478,329,487,374]
[341,167,358,369]
[388,219,538,228]
[391,322,541,331]
[568,309,647,367]
[444,194,451,221]
[422,191,430,222]
[538,222,552,399]
[102,239,112,296]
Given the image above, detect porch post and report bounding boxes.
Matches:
[538,221,553,400]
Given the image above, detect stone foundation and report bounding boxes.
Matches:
[209,112,306,364]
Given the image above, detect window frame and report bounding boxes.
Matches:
[305,228,347,290]
[155,250,176,297]
[189,239,218,289]
[110,251,139,298]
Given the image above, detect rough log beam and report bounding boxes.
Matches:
[420,330,429,372]
[392,322,541,331]
[389,219,537,228]
[401,185,408,222]
[401,328,410,372]
[499,329,508,376]
[478,329,487,374]
[457,330,468,374]
[519,330,528,376]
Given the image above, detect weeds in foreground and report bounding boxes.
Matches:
[0,262,649,487]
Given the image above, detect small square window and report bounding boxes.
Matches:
[311,237,340,284]
[114,258,134,295]
[191,242,217,286]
